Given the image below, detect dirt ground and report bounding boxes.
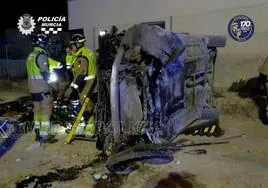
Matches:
[0,80,29,104]
[0,80,268,188]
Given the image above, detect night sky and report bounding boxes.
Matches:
[0,0,68,36]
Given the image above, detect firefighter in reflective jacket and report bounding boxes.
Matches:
[64,34,97,137]
[66,43,74,70]
[26,34,57,141]
[48,57,63,100]
[65,43,75,83]
[48,57,62,71]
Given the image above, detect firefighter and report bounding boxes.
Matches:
[26,34,57,141]
[47,57,63,101]
[64,34,97,137]
[64,43,75,84]
[48,57,63,71]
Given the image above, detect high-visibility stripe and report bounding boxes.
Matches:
[71,103,80,105]
[71,103,80,106]
[41,121,50,126]
[29,75,43,80]
[210,125,216,134]
[55,65,63,69]
[71,82,79,89]
[84,75,95,80]
[34,121,40,129]
[40,131,48,137]
[50,65,63,70]
[71,101,80,104]
[40,121,50,137]
[71,100,79,102]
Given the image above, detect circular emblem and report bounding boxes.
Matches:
[228,15,254,42]
[17,14,36,35]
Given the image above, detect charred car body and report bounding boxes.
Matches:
[95,24,226,154]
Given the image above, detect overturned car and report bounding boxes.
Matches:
[95,24,226,155]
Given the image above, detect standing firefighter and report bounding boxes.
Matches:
[65,34,97,137]
[66,43,74,70]
[26,34,55,141]
[64,43,75,84]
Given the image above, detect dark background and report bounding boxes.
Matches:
[0,0,69,36]
[0,0,70,61]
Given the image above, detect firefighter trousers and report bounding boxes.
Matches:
[32,92,53,138]
[80,79,97,135]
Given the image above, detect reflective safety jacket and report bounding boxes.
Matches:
[26,47,50,93]
[72,47,97,82]
[66,53,74,70]
[48,57,62,72]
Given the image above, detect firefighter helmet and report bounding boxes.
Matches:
[32,34,49,46]
[71,34,86,44]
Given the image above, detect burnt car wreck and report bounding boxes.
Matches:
[95,24,227,159]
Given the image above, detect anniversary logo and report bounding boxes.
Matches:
[228,15,255,42]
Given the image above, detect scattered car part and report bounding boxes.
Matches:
[184,149,207,155]
[0,98,34,157]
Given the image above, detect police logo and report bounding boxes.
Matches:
[38,16,66,35]
[228,15,254,42]
[17,14,36,35]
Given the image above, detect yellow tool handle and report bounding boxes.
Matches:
[65,97,90,144]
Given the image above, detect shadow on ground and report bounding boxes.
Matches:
[145,171,206,188]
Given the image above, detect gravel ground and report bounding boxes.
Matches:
[0,82,268,188]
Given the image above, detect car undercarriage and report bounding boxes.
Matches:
[95,24,227,157]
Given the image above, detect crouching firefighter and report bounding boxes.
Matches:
[64,34,97,138]
[26,34,56,141]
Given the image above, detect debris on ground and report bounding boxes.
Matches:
[72,153,79,158]
[184,149,207,155]
[15,157,106,187]
[101,174,108,180]
[228,79,247,92]
[93,173,102,181]
[106,139,232,175]
[152,171,207,188]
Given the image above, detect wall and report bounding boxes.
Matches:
[172,3,268,86]
[0,59,26,79]
[68,0,268,87]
